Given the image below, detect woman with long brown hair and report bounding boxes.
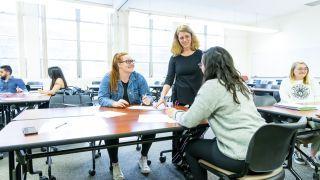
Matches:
[98,52,155,179]
[166,47,265,179]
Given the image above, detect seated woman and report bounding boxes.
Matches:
[39,66,68,95]
[166,46,265,179]
[98,52,155,180]
[279,61,320,167]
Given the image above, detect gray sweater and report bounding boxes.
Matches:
[173,79,265,160]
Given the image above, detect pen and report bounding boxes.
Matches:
[141,94,147,105]
[55,122,67,129]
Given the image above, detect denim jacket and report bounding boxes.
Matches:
[0,76,27,93]
[98,71,152,107]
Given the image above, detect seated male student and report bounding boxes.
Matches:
[0,65,27,93]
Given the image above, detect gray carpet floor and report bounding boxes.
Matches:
[0,132,315,180]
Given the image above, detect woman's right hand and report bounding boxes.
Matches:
[155,97,167,108]
[112,99,129,108]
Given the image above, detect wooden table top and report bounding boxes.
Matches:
[0,106,191,151]
[0,92,50,104]
[257,106,320,121]
[14,106,100,120]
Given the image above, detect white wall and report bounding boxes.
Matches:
[224,30,250,76]
[249,6,320,78]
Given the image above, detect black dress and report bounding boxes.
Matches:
[164,49,203,105]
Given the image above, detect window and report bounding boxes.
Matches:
[0,2,19,75]
[46,1,110,79]
[129,12,224,78]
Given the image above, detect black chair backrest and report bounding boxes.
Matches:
[276,80,282,85]
[49,87,93,108]
[25,85,31,92]
[253,95,277,107]
[271,85,280,89]
[92,81,101,85]
[254,84,268,88]
[253,79,261,85]
[246,117,307,172]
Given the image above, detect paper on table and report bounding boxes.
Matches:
[128,105,165,111]
[39,120,69,134]
[274,102,318,111]
[138,114,176,123]
[1,97,25,101]
[95,111,126,118]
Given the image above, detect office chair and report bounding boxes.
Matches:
[198,117,307,180]
[253,95,283,123]
[25,85,31,92]
[253,95,277,107]
[26,81,43,91]
[43,90,95,179]
[294,121,320,180]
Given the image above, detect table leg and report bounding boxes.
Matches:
[9,151,15,180]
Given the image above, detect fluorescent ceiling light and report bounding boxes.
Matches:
[219,23,278,33]
[187,18,278,34]
[305,0,320,6]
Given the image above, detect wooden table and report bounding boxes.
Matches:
[14,106,99,121]
[0,93,51,126]
[0,106,206,180]
[257,106,320,121]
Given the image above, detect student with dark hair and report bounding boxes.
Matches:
[166,47,265,179]
[39,66,68,95]
[0,65,27,93]
[98,52,154,180]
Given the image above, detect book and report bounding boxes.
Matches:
[274,103,318,111]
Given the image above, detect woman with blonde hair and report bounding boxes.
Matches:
[156,24,203,107]
[279,61,320,168]
[98,52,155,179]
[280,61,320,104]
[155,25,207,173]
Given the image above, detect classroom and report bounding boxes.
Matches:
[1,0,320,179]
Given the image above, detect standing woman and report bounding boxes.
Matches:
[156,24,203,107]
[155,24,206,171]
[39,66,68,95]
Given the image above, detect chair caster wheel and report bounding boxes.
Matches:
[49,176,56,180]
[41,147,47,152]
[94,152,101,159]
[184,172,194,180]
[313,173,319,180]
[89,169,96,176]
[0,153,3,160]
[159,156,166,163]
[147,160,151,165]
[45,160,48,164]
[40,176,49,180]
[136,146,141,151]
[52,147,58,152]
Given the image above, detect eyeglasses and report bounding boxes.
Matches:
[120,59,135,64]
[296,67,308,71]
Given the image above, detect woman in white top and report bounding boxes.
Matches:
[280,61,320,167]
[280,61,320,104]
